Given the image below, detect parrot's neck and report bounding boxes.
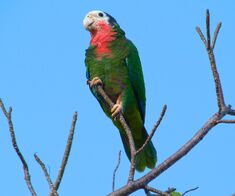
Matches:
[90,21,116,58]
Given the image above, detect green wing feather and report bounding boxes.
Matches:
[125,40,146,123]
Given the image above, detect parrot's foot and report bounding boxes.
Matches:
[111,103,123,119]
[87,77,102,88]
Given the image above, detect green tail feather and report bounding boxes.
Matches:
[119,127,157,172]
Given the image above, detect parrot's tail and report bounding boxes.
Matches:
[120,127,157,172]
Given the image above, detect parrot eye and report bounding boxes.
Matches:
[98,12,104,17]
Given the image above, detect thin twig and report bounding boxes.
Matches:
[228,108,235,116]
[136,105,167,155]
[119,115,136,183]
[216,119,235,124]
[196,10,225,112]
[212,22,222,50]
[206,9,211,49]
[95,85,136,182]
[144,185,169,196]
[165,187,176,194]
[0,99,37,196]
[196,27,206,47]
[53,112,77,191]
[112,150,122,191]
[182,186,199,196]
[34,154,55,193]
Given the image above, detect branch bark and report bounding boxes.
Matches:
[112,150,122,191]
[136,105,167,155]
[196,9,225,111]
[53,112,77,191]
[34,154,55,192]
[182,186,199,196]
[1,98,77,196]
[0,99,37,196]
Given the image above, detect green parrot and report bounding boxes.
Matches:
[83,10,156,171]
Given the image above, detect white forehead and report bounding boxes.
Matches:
[86,10,107,17]
[88,10,105,15]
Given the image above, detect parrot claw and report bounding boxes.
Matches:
[87,77,102,88]
[111,103,123,119]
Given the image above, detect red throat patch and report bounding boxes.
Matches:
[90,21,116,59]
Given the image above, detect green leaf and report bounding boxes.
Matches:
[171,192,182,196]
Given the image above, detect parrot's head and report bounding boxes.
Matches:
[83,10,119,33]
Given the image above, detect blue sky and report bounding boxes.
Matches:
[0,1,235,195]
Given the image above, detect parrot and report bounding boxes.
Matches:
[83,10,157,172]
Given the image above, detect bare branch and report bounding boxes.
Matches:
[196,27,207,47]
[112,150,122,191]
[109,110,227,196]
[228,108,235,116]
[206,9,211,48]
[53,112,77,191]
[212,22,222,50]
[0,99,37,196]
[144,186,169,196]
[216,119,235,124]
[208,49,226,111]
[136,105,167,155]
[34,154,56,193]
[182,186,199,196]
[196,10,225,112]
[165,187,177,194]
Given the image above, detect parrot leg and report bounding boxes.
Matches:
[111,94,123,118]
[87,77,102,88]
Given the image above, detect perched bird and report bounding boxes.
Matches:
[83,10,156,171]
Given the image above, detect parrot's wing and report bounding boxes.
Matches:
[125,40,146,123]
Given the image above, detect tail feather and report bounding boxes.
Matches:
[119,127,157,172]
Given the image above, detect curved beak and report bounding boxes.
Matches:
[83,14,95,31]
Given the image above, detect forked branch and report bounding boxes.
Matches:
[196,9,225,112]
[0,99,37,196]
[1,98,77,196]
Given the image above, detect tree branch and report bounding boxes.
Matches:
[196,9,225,112]
[53,112,77,191]
[206,10,211,49]
[212,22,222,50]
[112,150,122,191]
[182,186,199,196]
[228,108,235,116]
[144,185,169,196]
[34,154,56,193]
[216,119,235,124]
[0,99,37,196]
[136,105,167,155]
[109,111,227,196]
[196,27,206,47]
